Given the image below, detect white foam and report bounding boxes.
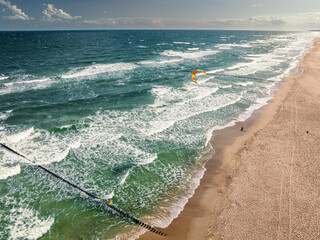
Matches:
[6,127,34,143]
[215,43,252,50]
[61,63,137,79]
[50,146,72,163]
[141,49,218,66]
[0,75,9,80]
[238,95,272,122]
[150,81,219,108]
[160,49,218,59]
[220,36,234,39]
[137,45,147,48]
[59,124,73,129]
[8,208,54,240]
[70,139,81,149]
[226,54,283,75]
[45,139,81,164]
[132,146,157,165]
[219,84,232,89]
[173,42,190,44]
[0,78,52,95]
[133,150,157,165]
[4,78,50,86]
[81,135,158,166]
[225,32,317,76]
[0,110,13,120]
[140,58,181,65]
[196,75,215,84]
[149,159,208,229]
[251,39,265,44]
[120,170,131,185]
[146,120,176,136]
[0,165,21,180]
[235,81,254,86]
[187,47,199,51]
[2,128,82,166]
[100,191,114,200]
[216,45,231,50]
[206,68,224,74]
[147,85,242,136]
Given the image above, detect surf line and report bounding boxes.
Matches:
[0,143,166,237]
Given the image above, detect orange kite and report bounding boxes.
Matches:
[192,69,207,84]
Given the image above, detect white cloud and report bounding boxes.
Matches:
[211,16,286,28]
[42,4,81,22]
[210,12,320,30]
[83,15,289,30]
[246,17,286,25]
[296,12,320,22]
[84,17,165,28]
[73,12,320,30]
[84,18,117,25]
[252,4,261,8]
[281,12,320,30]
[0,0,31,20]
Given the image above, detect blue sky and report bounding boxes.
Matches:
[0,0,320,30]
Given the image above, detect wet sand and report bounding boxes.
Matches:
[139,38,320,240]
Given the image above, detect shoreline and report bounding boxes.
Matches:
[138,39,318,240]
[139,108,262,240]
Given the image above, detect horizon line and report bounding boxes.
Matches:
[0,29,309,32]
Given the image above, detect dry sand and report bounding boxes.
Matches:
[139,38,320,240]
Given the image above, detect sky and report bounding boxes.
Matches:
[0,0,320,30]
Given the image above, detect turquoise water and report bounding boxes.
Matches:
[0,30,318,239]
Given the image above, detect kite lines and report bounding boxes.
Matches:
[0,143,166,237]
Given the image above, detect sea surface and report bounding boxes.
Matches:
[0,30,318,239]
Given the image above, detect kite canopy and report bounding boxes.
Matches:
[192,69,207,84]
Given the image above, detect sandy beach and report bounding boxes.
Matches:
[139,38,320,239]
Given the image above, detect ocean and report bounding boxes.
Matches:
[0,30,318,239]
